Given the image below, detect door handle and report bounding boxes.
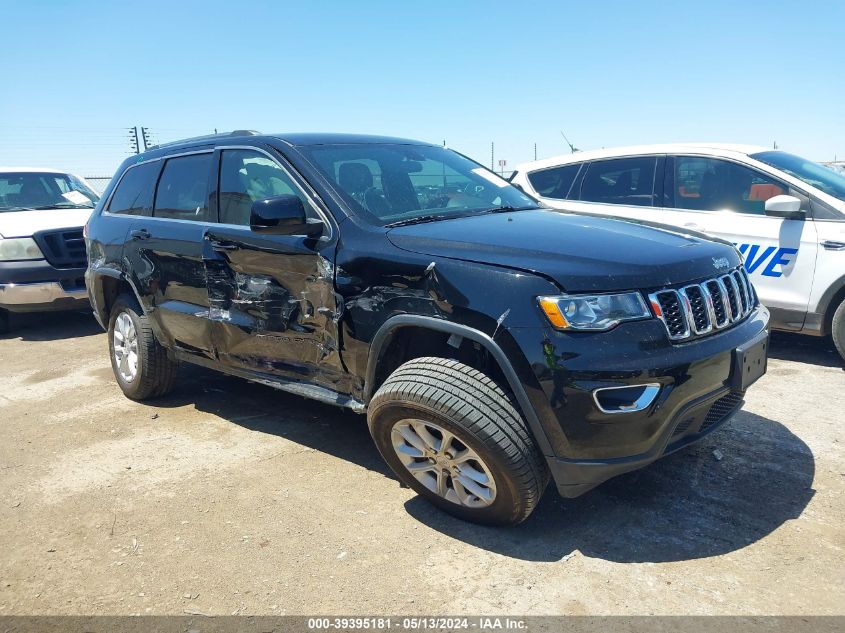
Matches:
[210,239,240,252]
[821,240,845,251]
[684,222,703,231]
[129,228,150,240]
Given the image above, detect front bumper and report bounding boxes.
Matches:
[0,260,89,312]
[506,305,770,497]
[548,386,743,497]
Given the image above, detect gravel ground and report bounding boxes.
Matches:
[0,311,843,616]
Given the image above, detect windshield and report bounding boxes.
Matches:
[750,151,845,202]
[0,172,100,213]
[299,143,539,226]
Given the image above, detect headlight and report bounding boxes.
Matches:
[538,292,651,331]
[0,237,44,261]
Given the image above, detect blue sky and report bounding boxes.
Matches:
[1,0,843,176]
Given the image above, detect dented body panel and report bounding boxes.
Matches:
[204,224,348,392]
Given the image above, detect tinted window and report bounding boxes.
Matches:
[300,143,537,226]
[218,149,316,226]
[579,157,657,206]
[527,164,581,199]
[671,157,787,214]
[153,154,212,221]
[108,162,159,215]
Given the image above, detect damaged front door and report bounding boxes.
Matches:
[205,147,346,390]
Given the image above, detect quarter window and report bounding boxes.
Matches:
[670,157,787,214]
[218,149,316,226]
[153,154,212,221]
[527,164,581,200]
[579,157,657,206]
[108,162,159,215]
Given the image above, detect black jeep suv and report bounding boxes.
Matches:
[85,131,769,525]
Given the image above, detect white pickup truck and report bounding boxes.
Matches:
[0,167,99,333]
[511,144,845,360]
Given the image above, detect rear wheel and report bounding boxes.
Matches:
[0,308,8,334]
[832,298,845,362]
[108,294,177,400]
[368,357,549,526]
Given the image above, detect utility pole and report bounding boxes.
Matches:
[128,127,140,154]
[141,127,153,152]
[491,142,494,170]
[534,143,537,160]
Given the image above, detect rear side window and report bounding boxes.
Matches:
[108,162,159,215]
[153,153,212,221]
[579,157,657,206]
[527,164,581,200]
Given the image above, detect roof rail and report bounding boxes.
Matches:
[148,129,261,151]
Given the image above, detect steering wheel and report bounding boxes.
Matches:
[363,187,391,216]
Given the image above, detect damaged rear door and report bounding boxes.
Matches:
[204,147,346,389]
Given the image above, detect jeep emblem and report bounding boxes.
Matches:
[712,257,730,270]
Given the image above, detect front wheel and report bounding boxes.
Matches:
[368,357,549,526]
[832,298,845,362]
[108,294,177,400]
[0,308,9,334]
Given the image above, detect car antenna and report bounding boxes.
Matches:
[560,130,579,154]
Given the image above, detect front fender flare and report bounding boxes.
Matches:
[365,314,554,457]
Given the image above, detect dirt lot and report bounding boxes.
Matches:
[0,311,843,616]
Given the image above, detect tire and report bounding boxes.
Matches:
[368,357,549,526]
[0,308,8,334]
[107,294,177,400]
[832,298,845,362]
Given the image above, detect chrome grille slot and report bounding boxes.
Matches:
[653,290,689,339]
[649,266,755,342]
[732,270,749,314]
[721,274,741,321]
[704,279,729,327]
[740,268,755,309]
[681,285,710,333]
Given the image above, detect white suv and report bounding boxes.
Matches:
[0,168,99,333]
[511,144,845,360]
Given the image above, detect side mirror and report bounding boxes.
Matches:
[764,195,805,219]
[250,195,323,237]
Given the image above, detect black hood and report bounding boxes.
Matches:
[386,210,741,293]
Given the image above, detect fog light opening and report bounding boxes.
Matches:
[593,384,661,414]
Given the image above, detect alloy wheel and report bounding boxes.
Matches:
[391,419,497,507]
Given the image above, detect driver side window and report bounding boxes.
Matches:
[218,149,316,226]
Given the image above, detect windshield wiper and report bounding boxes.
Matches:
[482,205,539,214]
[385,214,454,228]
[32,203,94,210]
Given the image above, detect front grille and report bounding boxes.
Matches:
[648,267,756,342]
[700,392,743,433]
[33,228,86,269]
